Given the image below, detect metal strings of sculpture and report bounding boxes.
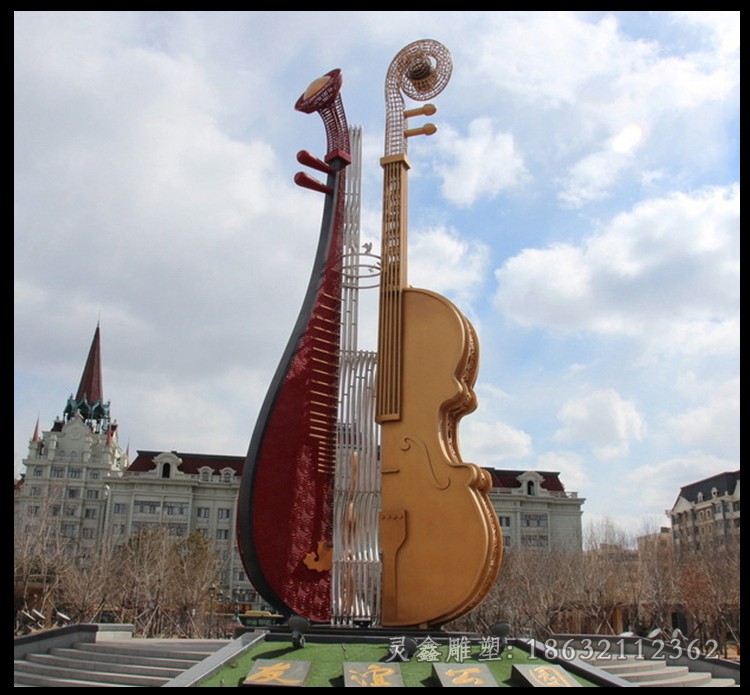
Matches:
[331,125,382,627]
[237,40,502,629]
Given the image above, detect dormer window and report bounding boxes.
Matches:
[162,462,171,479]
[517,470,544,497]
[199,468,211,482]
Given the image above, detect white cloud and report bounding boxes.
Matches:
[462,419,533,465]
[557,149,633,207]
[534,450,588,491]
[408,226,489,309]
[554,387,646,459]
[460,383,532,465]
[435,118,529,207]
[495,184,740,354]
[470,12,639,107]
[627,451,737,512]
[462,12,739,205]
[669,11,741,57]
[668,377,740,457]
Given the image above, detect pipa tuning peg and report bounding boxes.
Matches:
[297,150,334,175]
[294,171,333,195]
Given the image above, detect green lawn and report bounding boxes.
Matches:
[198,638,601,687]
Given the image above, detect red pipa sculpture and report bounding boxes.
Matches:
[237,69,351,622]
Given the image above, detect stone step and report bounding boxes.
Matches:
[14,637,230,687]
[71,639,222,661]
[627,670,714,687]
[14,670,136,687]
[26,651,184,679]
[13,658,170,687]
[49,646,199,670]
[607,664,691,682]
[587,657,668,674]
[574,649,737,688]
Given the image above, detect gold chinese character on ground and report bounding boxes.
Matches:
[242,659,311,687]
[344,662,404,687]
[446,667,486,685]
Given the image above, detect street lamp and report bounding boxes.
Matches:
[208,583,216,639]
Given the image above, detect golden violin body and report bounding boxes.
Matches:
[379,288,502,627]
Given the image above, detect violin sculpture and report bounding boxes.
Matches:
[237,69,351,622]
[375,40,503,627]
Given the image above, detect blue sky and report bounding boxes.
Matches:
[14,11,739,535]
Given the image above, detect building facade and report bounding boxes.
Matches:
[668,470,740,553]
[486,469,584,551]
[15,325,128,561]
[108,449,262,608]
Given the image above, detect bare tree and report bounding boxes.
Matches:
[636,522,678,636]
[166,531,222,638]
[14,485,75,628]
[105,526,222,638]
[57,526,120,623]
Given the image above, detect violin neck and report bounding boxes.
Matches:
[376,153,411,422]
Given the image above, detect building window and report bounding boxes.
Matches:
[69,468,82,479]
[164,503,186,516]
[216,529,230,540]
[218,508,231,520]
[30,486,42,497]
[66,488,80,499]
[64,506,78,517]
[61,523,77,538]
[134,501,160,514]
[222,470,233,483]
[51,467,65,478]
[51,505,61,517]
[200,469,211,482]
[521,513,548,528]
[82,528,95,539]
[197,507,210,518]
[89,470,100,480]
[27,505,40,516]
[84,508,97,519]
[498,516,511,527]
[86,489,99,500]
[162,463,171,479]
[32,466,44,477]
[113,503,128,514]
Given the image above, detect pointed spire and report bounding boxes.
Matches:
[32,416,40,442]
[76,322,104,404]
